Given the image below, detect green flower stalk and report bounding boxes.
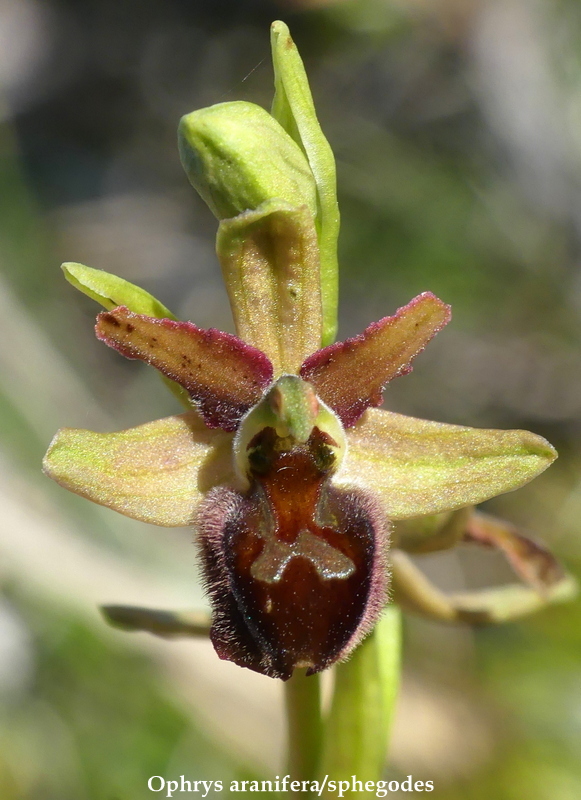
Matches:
[43,19,576,791]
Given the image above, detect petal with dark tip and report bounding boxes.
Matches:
[338,408,557,519]
[43,411,235,526]
[95,307,273,430]
[464,512,565,594]
[300,293,451,427]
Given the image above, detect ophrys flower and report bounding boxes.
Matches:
[43,21,574,683]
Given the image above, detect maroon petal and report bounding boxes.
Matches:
[196,428,389,680]
[300,292,451,427]
[96,306,273,431]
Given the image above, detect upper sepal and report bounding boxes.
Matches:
[95,307,273,431]
[300,293,451,427]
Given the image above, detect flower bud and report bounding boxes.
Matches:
[178,100,317,220]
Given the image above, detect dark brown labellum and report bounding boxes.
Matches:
[197,427,389,680]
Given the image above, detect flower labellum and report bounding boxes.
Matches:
[198,376,389,680]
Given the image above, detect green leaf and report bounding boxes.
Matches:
[217,199,323,375]
[320,607,401,785]
[101,606,211,637]
[339,408,557,519]
[178,101,317,221]
[62,262,190,408]
[43,411,235,526]
[271,21,340,346]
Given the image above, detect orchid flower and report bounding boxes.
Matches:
[43,22,575,689]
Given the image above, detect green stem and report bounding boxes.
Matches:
[319,608,402,796]
[284,670,323,793]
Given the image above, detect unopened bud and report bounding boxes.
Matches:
[178,100,317,220]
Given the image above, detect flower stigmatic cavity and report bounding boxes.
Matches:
[43,21,576,682]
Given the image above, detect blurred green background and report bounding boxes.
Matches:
[1,0,580,798]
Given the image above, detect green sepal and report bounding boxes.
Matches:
[101,605,211,638]
[271,20,340,346]
[42,412,235,527]
[216,199,323,374]
[178,100,317,221]
[62,262,189,408]
[319,607,401,785]
[62,262,176,317]
[339,408,558,520]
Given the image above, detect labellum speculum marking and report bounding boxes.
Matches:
[198,376,389,681]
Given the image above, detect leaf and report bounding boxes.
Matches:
[101,606,211,637]
[319,607,401,785]
[217,200,322,375]
[62,262,190,408]
[391,550,578,624]
[95,307,273,431]
[270,20,340,346]
[43,411,235,526]
[338,408,557,519]
[300,293,451,428]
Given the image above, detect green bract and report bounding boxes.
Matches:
[270,21,340,345]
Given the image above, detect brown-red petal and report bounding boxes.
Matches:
[300,292,451,428]
[96,306,273,431]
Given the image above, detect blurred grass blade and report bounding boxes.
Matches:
[464,512,566,594]
[320,607,401,789]
[271,21,339,346]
